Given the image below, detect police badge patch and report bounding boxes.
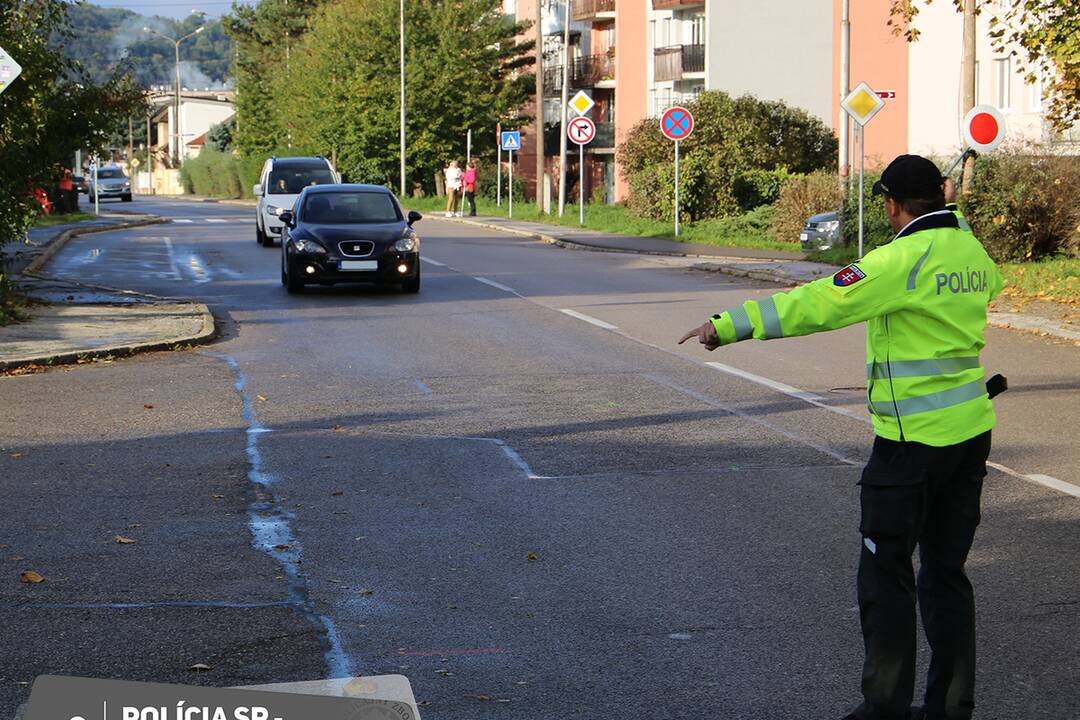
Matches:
[833,264,866,287]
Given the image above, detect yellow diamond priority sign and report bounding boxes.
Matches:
[841,81,886,127]
[569,90,595,117]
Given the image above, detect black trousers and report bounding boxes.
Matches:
[855,430,991,720]
[464,191,476,216]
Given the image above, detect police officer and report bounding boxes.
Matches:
[679,154,1002,720]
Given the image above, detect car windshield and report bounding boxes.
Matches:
[97,169,125,179]
[268,168,335,194]
[303,192,401,224]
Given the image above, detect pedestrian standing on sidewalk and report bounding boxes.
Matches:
[58,168,76,214]
[678,154,1004,720]
[462,160,478,217]
[444,160,463,218]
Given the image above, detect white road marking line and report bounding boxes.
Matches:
[420,257,446,267]
[162,237,182,281]
[988,466,1080,498]
[559,308,618,330]
[701,362,1077,498]
[415,380,433,395]
[204,218,228,223]
[705,361,865,420]
[475,276,517,293]
[173,218,194,223]
[646,374,860,466]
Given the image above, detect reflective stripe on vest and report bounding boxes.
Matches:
[867,355,981,380]
[870,378,986,417]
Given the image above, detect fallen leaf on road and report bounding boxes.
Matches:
[465,695,493,701]
[273,544,291,551]
[211,494,225,499]
[526,551,538,562]
[356,588,374,596]
[143,404,154,410]
[19,570,45,584]
[332,425,345,432]
[435,669,452,677]
[9,453,22,459]
[189,663,212,672]
[114,536,137,544]
[354,536,366,541]
[256,395,268,402]
[331,490,344,496]
[128,523,142,528]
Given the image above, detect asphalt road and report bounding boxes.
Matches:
[1,195,1077,719]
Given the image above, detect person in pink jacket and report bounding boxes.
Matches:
[462,160,478,217]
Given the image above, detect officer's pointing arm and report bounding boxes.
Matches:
[698,246,912,348]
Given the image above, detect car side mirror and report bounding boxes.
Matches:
[279,210,294,227]
[407,210,422,227]
[253,183,263,197]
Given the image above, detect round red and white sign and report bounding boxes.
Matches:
[568,116,596,145]
[962,105,1006,153]
[660,106,694,141]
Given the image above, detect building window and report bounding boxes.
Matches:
[690,15,704,46]
[995,58,1011,110]
[1028,66,1043,111]
[660,17,671,47]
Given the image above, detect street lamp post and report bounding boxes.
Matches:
[144,24,205,167]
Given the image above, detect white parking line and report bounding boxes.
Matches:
[559,308,617,330]
[475,276,517,293]
[420,257,446,267]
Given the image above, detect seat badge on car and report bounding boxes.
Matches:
[353,245,362,253]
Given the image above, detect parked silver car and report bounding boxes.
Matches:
[88,165,132,202]
[800,211,841,251]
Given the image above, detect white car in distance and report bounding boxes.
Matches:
[253,156,339,246]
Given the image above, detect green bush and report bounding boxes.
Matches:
[841,172,892,251]
[962,148,1080,262]
[698,205,776,241]
[619,91,837,222]
[479,167,526,202]
[772,170,844,245]
[180,150,244,198]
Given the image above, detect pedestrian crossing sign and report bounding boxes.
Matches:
[500,131,521,151]
[0,46,23,96]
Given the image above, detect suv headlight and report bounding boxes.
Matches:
[392,230,419,252]
[293,237,326,254]
[267,206,285,216]
[818,220,840,236]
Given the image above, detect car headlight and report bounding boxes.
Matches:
[392,230,419,252]
[293,237,326,254]
[267,206,285,216]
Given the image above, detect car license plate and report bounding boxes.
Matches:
[340,260,378,271]
[800,233,809,241]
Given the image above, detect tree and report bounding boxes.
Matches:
[206,119,234,152]
[888,0,1079,131]
[1,0,146,319]
[225,0,535,192]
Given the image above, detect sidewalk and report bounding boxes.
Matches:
[0,215,217,371]
[454,214,1080,345]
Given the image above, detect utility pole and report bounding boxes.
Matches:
[839,0,850,189]
[535,0,545,212]
[557,0,570,217]
[961,0,977,193]
[400,0,407,196]
[146,111,154,195]
[144,25,204,167]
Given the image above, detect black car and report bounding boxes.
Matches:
[280,184,422,294]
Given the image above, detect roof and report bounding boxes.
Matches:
[187,132,207,147]
[270,156,333,169]
[303,183,392,194]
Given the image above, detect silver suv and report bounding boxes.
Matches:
[253,156,338,246]
[89,165,132,202]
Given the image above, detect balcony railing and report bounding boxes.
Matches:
[543,53,616,92]
[651,0,704,9]
[572,0,616,21]
[653,44,704,82]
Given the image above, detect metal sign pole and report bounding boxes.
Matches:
[858,125,865,258]
[461,129,471,215]
[579,142,584,226]
[674,140,680,237]
[93,156,100,216]
[508,149,513,219]
[497,125,502,207]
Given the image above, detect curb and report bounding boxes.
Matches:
[0,303,218,372]
[22,216,169,276]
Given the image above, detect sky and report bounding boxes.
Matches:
[89,0,251,20]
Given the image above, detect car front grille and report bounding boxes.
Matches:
[338,240,376,257]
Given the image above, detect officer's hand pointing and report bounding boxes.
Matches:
[678,321,720,351]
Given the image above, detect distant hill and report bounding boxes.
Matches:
[53,4,232,90]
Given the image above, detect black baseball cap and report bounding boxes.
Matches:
[872,154,945,200]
